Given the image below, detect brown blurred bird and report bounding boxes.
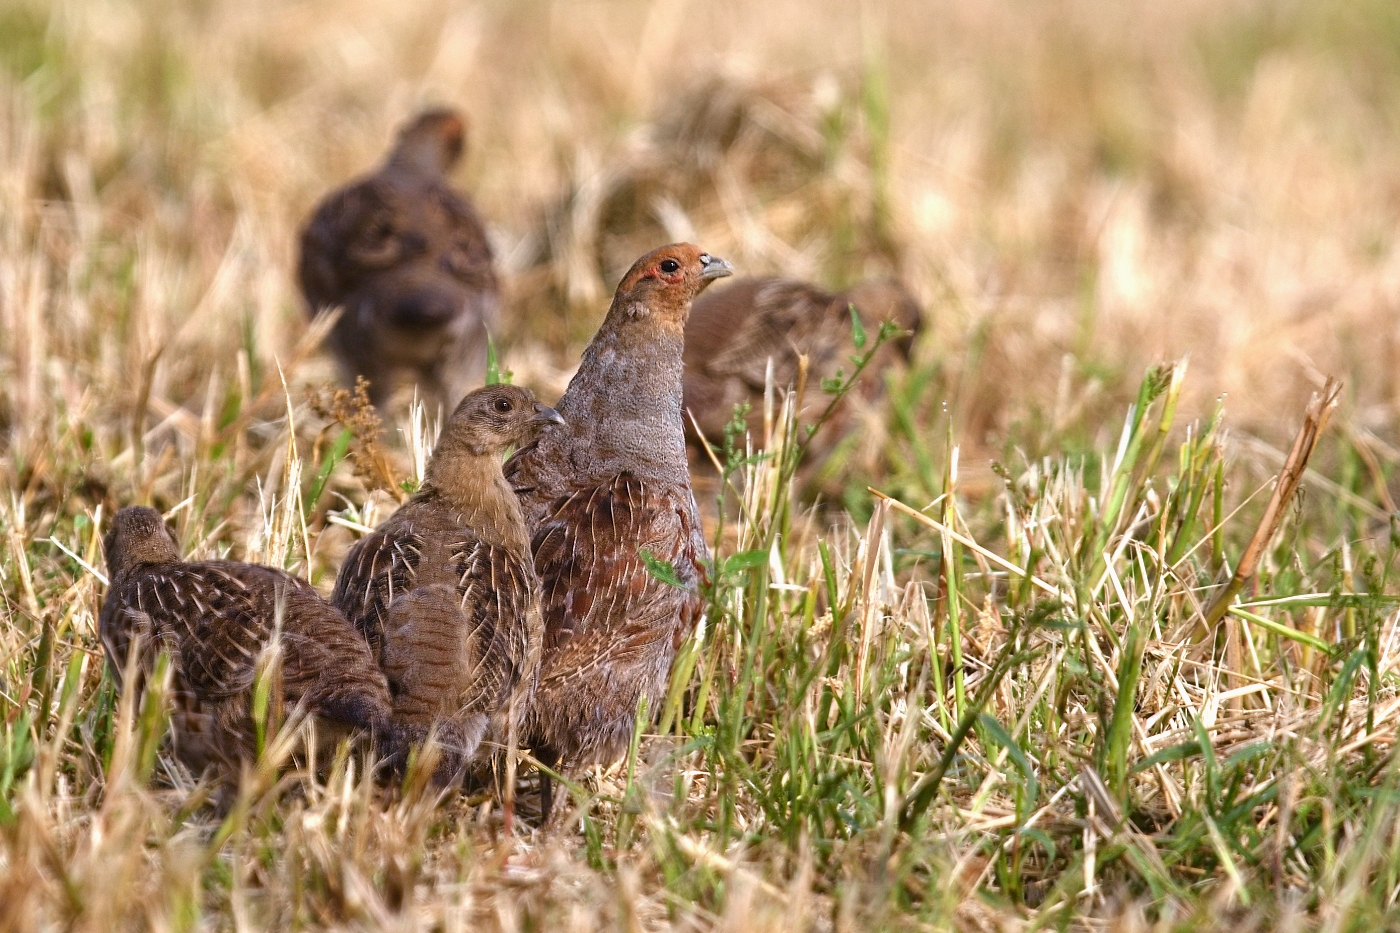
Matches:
[333,385,559,784]
[298,107,499,411]
[99,506,397,780]
[506,243,731,819]
[682,277,922,447]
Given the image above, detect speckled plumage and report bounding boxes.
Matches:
[506,244,731,797]
[682,277,922,444]
[298,107,499,409]
[333,386,557,770]
[98,507,394,778]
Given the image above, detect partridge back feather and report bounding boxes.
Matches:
[511,472,705,765]
[333,498,540,748]
[703,279,838,388]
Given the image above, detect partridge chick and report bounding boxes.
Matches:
[506,243,732,818]
[99,506,395,779]
[299,108,499,410]
[682,277,922,447]
[333,385,559,776]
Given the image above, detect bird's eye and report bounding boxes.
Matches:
[494,397,512,413]
[659,259,681,274]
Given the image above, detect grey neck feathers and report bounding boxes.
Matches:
[553,299,689,482]
[421,451,531,552]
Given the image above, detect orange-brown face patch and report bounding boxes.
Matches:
[637,259,685,286]
[617,243,706,293]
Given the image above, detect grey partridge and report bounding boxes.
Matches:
[99,506,396,780]
[333,385,559,776]
[682,277,922,447]
[298,108,499,410]
[505,243,732,818]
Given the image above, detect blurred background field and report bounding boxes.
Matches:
[5,0,1400,930]
[9,0,1400,450]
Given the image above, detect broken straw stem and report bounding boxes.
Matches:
[1202,377,1342,629]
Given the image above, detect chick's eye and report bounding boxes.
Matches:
[359,215,394,242]
[494,398,512,413]
[659,259,680,274]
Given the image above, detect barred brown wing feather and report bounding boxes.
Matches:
[381,583,472,721]
[451,540,537,714]
[125,566,266,699]
[98,558,392,776]
[332,524,424,657]
[371,529,537,725]
[532,474,703,673]
[519,474,705,765]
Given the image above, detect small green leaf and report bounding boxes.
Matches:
[1019,827,1056,863]
[1223,741,1273,771]
[639,549,685,588]
[485,334,512,385]
[979,713,1038,807]
[307,427,352,513]
[1193,718,1220,809]
[722,549,769,576]
[252,659,272,756]
[849,304,867,350]
[137,652,173,783]
[1320,647,1368,732]
[1132,740,1204,773]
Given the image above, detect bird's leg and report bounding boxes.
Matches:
[502,701,520,838]
[537,746,560,825]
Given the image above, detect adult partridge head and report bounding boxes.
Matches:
[611,243,734,332]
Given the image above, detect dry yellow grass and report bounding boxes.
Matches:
[4,0,1400,930]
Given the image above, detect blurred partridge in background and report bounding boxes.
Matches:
[682,277,923,453]
[298,108,500,411]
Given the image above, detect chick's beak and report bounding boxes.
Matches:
[699,254,734,281]
[531,402,566,427]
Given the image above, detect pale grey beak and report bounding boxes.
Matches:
[699,254,734,280]
[531,402,566,426]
